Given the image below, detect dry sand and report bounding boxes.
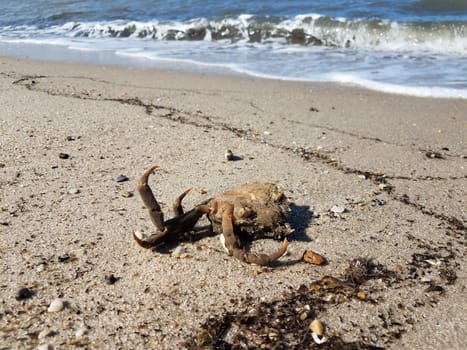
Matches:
[0,56,465,349]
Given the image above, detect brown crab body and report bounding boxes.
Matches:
[207,182,291,241]
[134,166,291,265]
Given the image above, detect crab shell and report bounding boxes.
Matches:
[206,182,292,241]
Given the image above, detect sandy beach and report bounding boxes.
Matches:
[0,56,465,349]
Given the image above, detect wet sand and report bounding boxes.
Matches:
[0,56,465,349]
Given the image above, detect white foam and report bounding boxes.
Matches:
[324,73,467,98]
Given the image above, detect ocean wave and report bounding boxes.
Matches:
[1,14,465,54]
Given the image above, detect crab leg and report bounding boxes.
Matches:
[221,204,289,265]
[173,188,192,216]
[138,165,166,234]
[135,165,211,248]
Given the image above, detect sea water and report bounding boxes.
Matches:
[0,0,466,98]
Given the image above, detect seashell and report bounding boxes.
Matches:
[309,319,324,336]
[198,188,207,195]
[172,245,184,258]
[311,331,327,344]
[330,205,345,214]
[303,250,326,265]
[47,298,64,313]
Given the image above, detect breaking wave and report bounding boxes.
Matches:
[1,14,466,54]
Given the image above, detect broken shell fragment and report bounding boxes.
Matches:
[311,331,327,345]
[120,191,133,198]
[330,205,346,214]
[303,250,326,265]
[47,298,64,313]
[172,245,185,258]
[309,319,324,336]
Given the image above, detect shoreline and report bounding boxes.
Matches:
[0,46,466,99]
[0,56,465,349]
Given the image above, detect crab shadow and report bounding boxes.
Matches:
[288,203,313,242]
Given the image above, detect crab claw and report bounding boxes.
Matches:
[221,203,289,266]
[242,238,289,266]
[133,229,166,248]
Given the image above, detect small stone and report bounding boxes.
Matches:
[58,153,70,159]
[309,319,324,336]
[37,344,53,350]
[47,298,64,313]
[68,188,80,194]
[374,199,386,206]
[330,205,346,214]
[224,149,234,161]
[15,287,36,301]
[75,327,86,337]
[356,290,367,300]
[105,274,120,285]
[120,191,133,198]
[116,175,129,183]
[172,245,184,258]
[303,250,326,265]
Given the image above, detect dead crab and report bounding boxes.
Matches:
[134,166,291,265]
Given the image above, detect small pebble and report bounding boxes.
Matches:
[120,191,133,198]
[105,274,121,285]
[75,327,86,337]
[330,205,346,214]
[172,245,184,258]
[374,199,386,206]
[303,250,326,265]
[68,188,80,194]
[58,153,70,159]
[116,175,129,183]
[224,149,234,161]
[15,287,36,301]
[47,298,64,313]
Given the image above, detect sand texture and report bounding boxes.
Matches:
[0,57,466,349]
